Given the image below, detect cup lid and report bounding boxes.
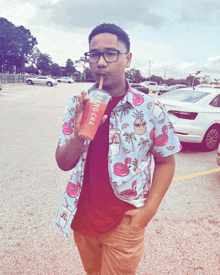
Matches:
[89,88,112,100]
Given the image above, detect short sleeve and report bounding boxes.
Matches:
[150,99,181,160]
[58,95,78,147]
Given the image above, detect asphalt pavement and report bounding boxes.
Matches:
[1,83,220,275]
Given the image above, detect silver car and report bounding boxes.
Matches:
[26,76,57,86]
[57,77,75,84]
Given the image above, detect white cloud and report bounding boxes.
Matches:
[1,0,219,81]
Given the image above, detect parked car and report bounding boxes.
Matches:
[217,143,220,166]
[26,76,57,87]
[158,84,187,95]
[159,88,220,151]
[195,84,220,90]
[160,84,168,89]
[57,77,75,84]
[140,81,166,93]
[130,83,149,94]
[0,82,2,91]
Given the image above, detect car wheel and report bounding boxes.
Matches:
[202,125,220,151]
[27,80,33,85]
[68,81,71,84]
[47,82,53,87]
[57,80,61,83]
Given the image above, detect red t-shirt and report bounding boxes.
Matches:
[71,94,135,237]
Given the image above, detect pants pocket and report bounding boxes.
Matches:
[123,216,145,232]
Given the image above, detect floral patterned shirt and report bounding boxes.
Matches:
[55,82,181,237]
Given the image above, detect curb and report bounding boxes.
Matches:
[2,83,26,86]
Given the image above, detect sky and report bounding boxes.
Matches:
[1,0,220,81]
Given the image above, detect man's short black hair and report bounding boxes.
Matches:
[89,23,130,52]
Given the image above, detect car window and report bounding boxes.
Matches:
[210,95,220,107]
[160,90,210,103]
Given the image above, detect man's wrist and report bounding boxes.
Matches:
[70,132,85,143]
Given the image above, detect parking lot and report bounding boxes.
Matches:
[1,83,220,275]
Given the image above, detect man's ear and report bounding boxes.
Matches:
[126,52,132,68]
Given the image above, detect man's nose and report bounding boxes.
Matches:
[97,54,107,67]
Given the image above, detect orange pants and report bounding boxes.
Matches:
[73,216,145,275]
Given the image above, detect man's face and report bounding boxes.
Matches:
[89,33,132,90]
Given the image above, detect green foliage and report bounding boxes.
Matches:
[142,75,164,84]
[50,63,62,76]
[75,56,88,70]
[125,68,143,82]
[37,53,52,75]
[65,58,76,76]
[85,67,93,80]
[0,17,37,73]
[186,75,200,86]
[24,65,39,75]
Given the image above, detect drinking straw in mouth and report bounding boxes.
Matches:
[99,75,104,89]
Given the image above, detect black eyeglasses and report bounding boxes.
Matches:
[84,50,128,64]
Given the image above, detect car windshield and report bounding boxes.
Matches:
[159,90,210,103]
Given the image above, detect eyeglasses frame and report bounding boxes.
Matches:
[84,50,128,64]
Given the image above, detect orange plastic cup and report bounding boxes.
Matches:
[78,89,112,140]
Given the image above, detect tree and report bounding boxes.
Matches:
[16,25,38,72]
[214,79,220,85]
[125,68,143,83]
[146,75,163,84]
[50,63,62,76]
[65,58,76,77]
[0,18,37,73]
[75,56,88,81]
[37,53,52,75]
[24,65,39,75]
[186,75,200,87]
[85,67,93,81]
[166,78,176,86]
[29,47,41,71]
[201,74,210,84]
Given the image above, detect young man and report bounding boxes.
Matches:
[55,23,181,275]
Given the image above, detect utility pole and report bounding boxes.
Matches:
[164,70,166,82]
[149,61,151,81]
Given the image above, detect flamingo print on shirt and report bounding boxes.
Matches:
[119,180,137,198]
[62,118,74,135]
[66,181,80,198]
[150,125,169,146]
[113,158,132,177]
[129,90,144,106]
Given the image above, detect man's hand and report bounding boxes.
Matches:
[125,206,156,230]
[74,91,89,137]
[74,91,108,138]
[125,155,176,230]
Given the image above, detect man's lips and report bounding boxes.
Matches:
[97,73,107,77]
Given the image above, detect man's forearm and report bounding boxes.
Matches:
[143,155,175,213]
[55,134,85,171]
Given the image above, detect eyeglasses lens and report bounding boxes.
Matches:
[87,51,119,63]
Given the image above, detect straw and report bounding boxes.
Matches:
[98,75,104,89]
